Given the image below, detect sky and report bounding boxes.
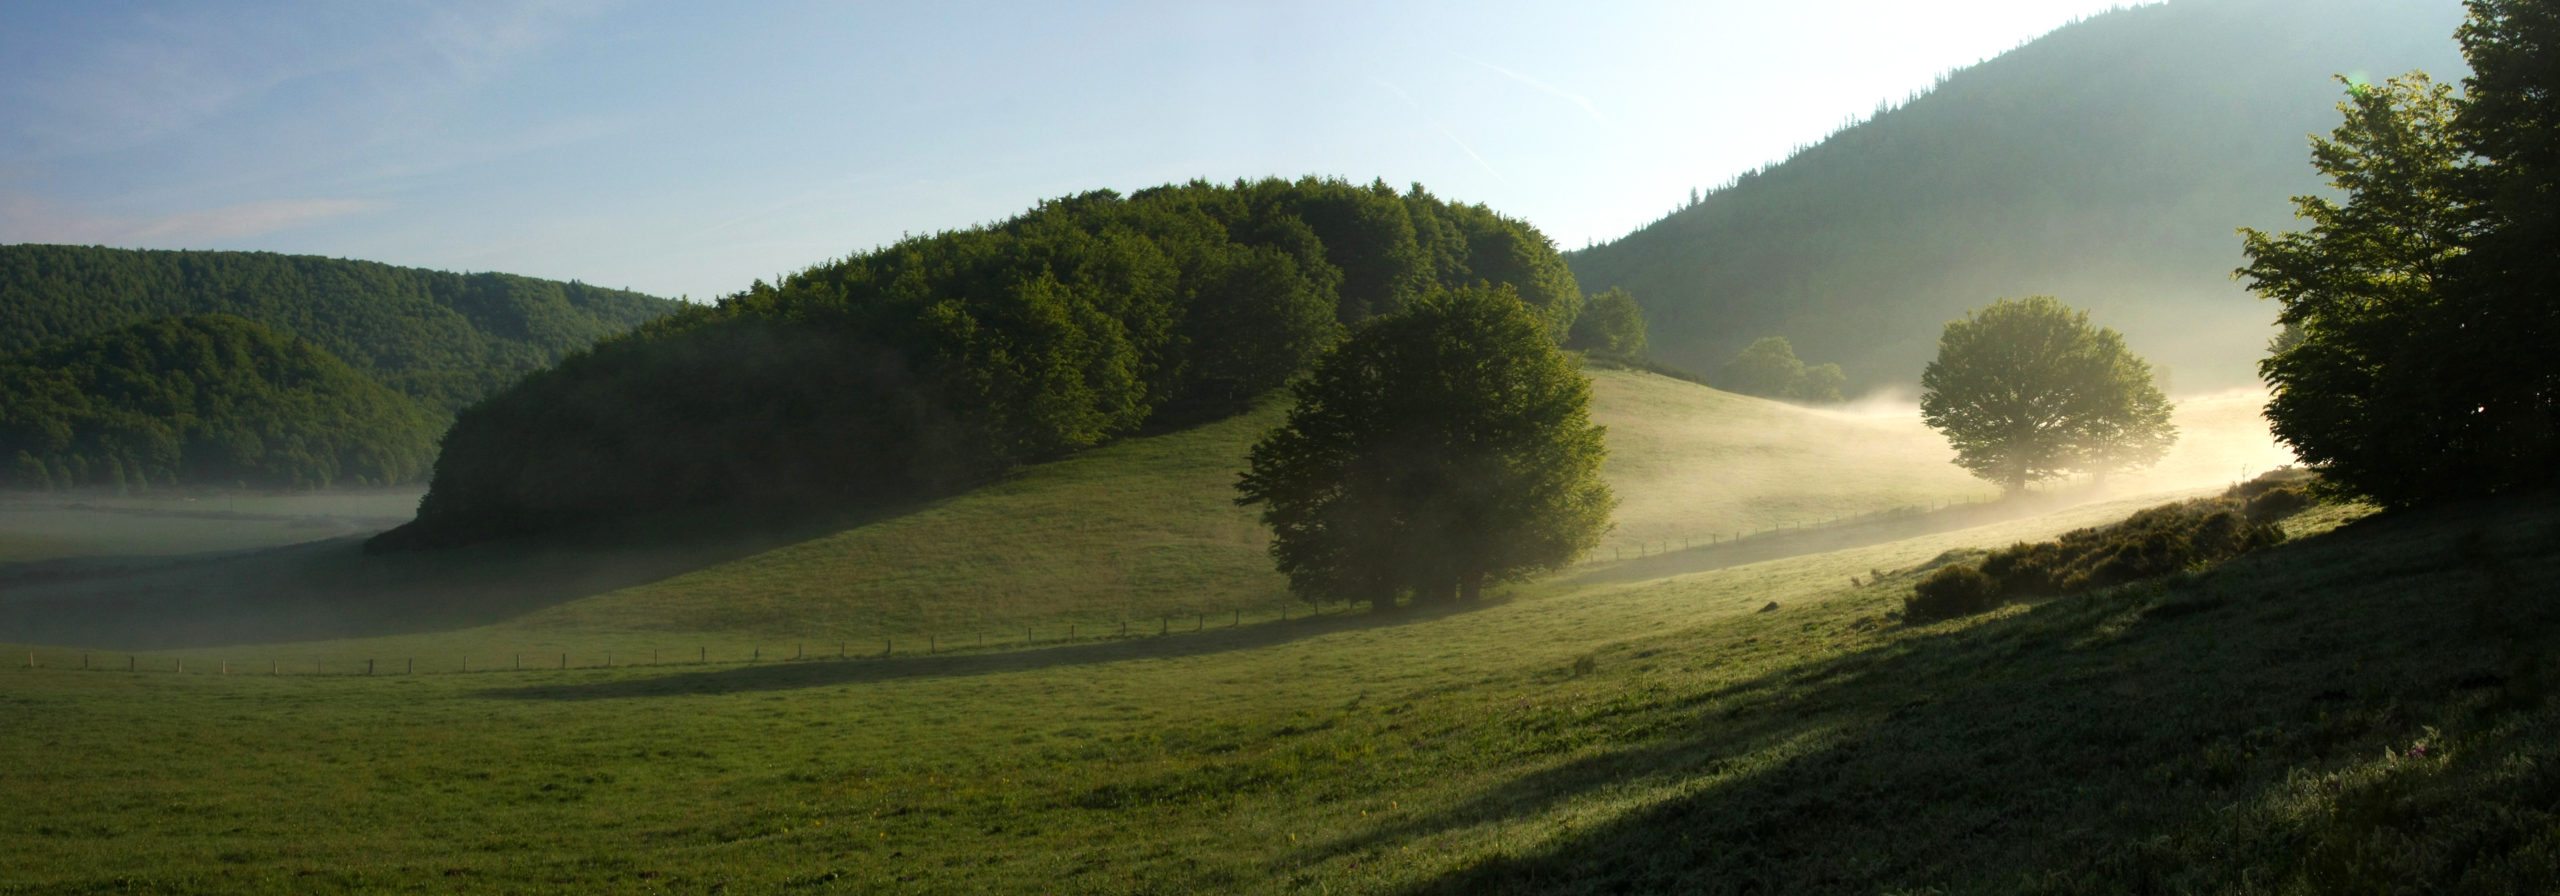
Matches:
[0,0,2148,302]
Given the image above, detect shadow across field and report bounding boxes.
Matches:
[479,598,1501,701]
[1331,498,2560,893]
[0,501,921,650]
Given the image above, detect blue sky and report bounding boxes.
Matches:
[0,0,2145,301]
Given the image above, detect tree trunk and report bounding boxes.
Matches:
[1459,570,1484,602]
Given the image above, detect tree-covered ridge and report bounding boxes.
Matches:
[1567,0,2467,391]
[0,244,681,414]
[0,314,442,490]
[383,178,1588,548]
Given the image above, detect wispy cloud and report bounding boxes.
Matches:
[1372,78,1506,182]
[1455,53,1605,124]
[1,194,380,245]
[126,198,381,242]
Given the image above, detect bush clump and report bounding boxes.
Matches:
[1937,477,2318,610]
[1907,565,2003,623]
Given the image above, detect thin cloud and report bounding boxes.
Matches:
[1456,53,1606,124]
[126,198,381,242]
[1372,78,1507,182]
[0,194,379,245]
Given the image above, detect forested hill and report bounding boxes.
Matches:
[0,245,680,414]
[0,315,442,490]
[380,178,1586,549]
[1567,0,2467,392]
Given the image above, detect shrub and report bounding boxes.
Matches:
[2244,485,2315,523]
[1907,565,2003,623]
[1973,498,2290,599]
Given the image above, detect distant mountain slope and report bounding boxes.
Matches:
[0,245,681,414]
[0,315,441,490]
[1569,0,2467,392]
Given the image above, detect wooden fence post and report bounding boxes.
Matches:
[406,658,414,675]
[366,659,374,676]
[559,653,566,669]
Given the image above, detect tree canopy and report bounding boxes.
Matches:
[1564,287,1647,357]
[1919,296,2176,492]
[1235,285,1614,607]
[383,178,1594,548]
[0,315,442,490]
[0,245,678,415]
[1713,336,1845,404]
[2239,1,2559,506]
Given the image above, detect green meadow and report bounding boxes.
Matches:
[7,369,2540,894]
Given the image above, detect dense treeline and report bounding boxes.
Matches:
[0,315,441,490]
[1568,0,2465,390]
[0,245,679,414]
[383,178,1589,547]
[2241,0,2560,507]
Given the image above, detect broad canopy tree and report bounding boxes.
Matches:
[1236,285,1614,608]
[1920,296,2176,493]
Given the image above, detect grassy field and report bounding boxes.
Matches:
[20,370,2524,893]
[0,368,2041,661]
[4,488,2553,893]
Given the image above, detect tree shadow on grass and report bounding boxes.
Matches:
[0,501,920,650]
[476,598,1506,701]
[1308,499,2560,893]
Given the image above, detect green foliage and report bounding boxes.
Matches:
[392,178,1585,547]
[1568,0,2466,391]
[1711,336,1844,403]
[0,245,677,415]
[1564,287,1647,357]
[2241,75,2478,508]
[1905,564,2000,622]
[2242,0,2560,507]
[1920,296,2176,492]
[0,315,441,489]
[1235,285,1614,607]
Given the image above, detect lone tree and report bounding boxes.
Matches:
[1920,296,2176,494]
[1236,285,1615,608]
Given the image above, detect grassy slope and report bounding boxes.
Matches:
[0,368,2023,660]
[5,487,2552,893]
